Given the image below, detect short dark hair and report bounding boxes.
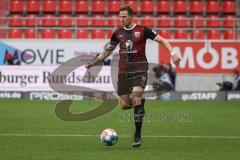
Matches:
[233,70,239,75]
[119,5,134,16]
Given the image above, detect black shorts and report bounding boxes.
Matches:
[117,72,148,96]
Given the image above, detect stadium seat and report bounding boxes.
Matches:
[157,15,171,27]
[108,1,121,13]
[174,30,188,39]
[91,14,106,27]
[41,29,55,39]
[58,14,73,27]
[25,14,37,27]
[41,14,56,27]
[77,30,89,39]
[207,30,221,40]
[43,0,56,13]
[206,15,220,28]
[76,0,89,13]
[141,15,154,27]
[141,0,154,13]
[8,14,24,27]
[223,30,236,40]
[222,1,236,14]
[222,15,235,28]
[108,14,121,27]
[206,1,219,13]
[107,30,114,38]
[191,30,205,39]
[124,1,138,12]
[58,29,72,39]
[158,30,171,39]
[10,0,23,12]
[76,14,89,27]
[157,0,170,13]
[25,29,37,39]
[189,0,203,13]
[26,0,40,13]
[190,15,205,28]
[173,0,187,13]
[59,0,73,13]
[8,29,22,38]
[91,30,105,39]
[174,15,188,27]
[92,1,105,13]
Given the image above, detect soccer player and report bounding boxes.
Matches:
[85,6,181,147]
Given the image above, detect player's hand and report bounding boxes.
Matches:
[171,53,181,65]
[85,63,93,69]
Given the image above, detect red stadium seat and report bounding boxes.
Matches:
[76,0,89,13]
[41,29,55,39]
[58,29,72,39]
[157,0,170,13]
[189,0,203,13]
[223,30,236,40]
[77,14,89,27]
[158,30,171,39]
[25,29,37,39]
[8,29,22,38]
[222,1,236,13]
[124,1,138,12]
[222,15,236,28]
[108,1,121,13]
[92,1,105,13]
[58,14,73,27]
[190,15,205,28]
[108,14,121,27]
[25,14,37,27]
[191,30,205,39]
[10,0,23,12]
[174,30,188,39]
[91,14,106,27]
[26,0,40,13]
[43,0,56,13]
[206,15,220,28]
[8,14,24,26]
[207,30,221,40]
[141,15,154,27]
[91,30,105,39]
[77,30,89,39]
[141,0,154,13]
[157,15,171,27]
[59,0,73,13]
[41,14,56,27]
[107,30,114,39]
[174,15,188,27]
[206,1,219,13]
[173,0,187,13]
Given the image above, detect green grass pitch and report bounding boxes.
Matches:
[0,100,240,160]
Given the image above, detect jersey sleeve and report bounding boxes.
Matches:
[144,27,158,40]
[110,31,119,47]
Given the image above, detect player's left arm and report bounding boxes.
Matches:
[154,35,181,65]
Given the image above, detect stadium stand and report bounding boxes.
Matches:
[1,0,239,40]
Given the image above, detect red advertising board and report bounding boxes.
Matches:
[159,41,240,73]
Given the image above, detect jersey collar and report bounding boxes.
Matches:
[123,23,137,30]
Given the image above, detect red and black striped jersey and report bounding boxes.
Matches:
[110,24,158,74]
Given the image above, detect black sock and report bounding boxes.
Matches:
[134,99,145,137]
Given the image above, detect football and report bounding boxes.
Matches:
[100,128,118,146]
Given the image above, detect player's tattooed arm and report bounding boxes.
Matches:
[154,35,181,65]
[85,41,117,69]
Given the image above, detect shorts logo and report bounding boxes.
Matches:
[134,32,140,38]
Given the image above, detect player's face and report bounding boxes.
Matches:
[119,10,133,27]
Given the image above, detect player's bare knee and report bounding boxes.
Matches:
[119,100,130,110]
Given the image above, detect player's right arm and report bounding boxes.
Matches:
[85,31,119,69]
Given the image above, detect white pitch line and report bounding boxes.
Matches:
[0,134,240,139]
